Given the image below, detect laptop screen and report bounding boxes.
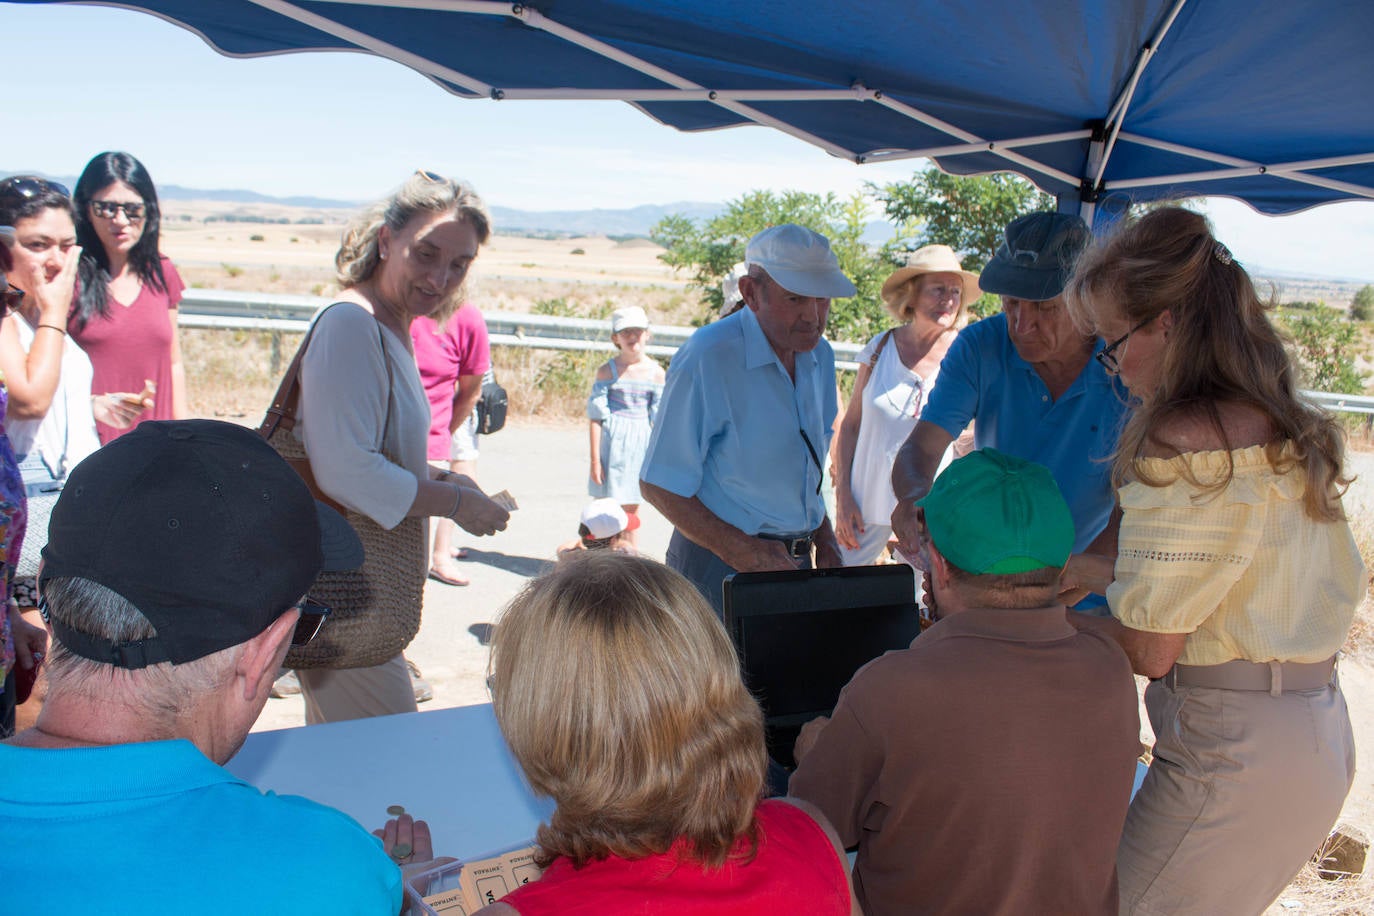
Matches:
[724,565,922,767]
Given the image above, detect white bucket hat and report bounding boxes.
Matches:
[744,224,857,299]
[880,244,981,306]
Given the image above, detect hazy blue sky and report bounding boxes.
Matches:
[7,2,1374,282]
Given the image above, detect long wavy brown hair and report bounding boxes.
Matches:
[1065,207,1349,521]
[490,553,767,869]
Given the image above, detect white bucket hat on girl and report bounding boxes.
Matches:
[611,306,650,333]
[880,244,981,306]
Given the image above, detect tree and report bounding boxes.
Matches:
[650,190,900,340]
[1351,284,1374,322]
[1280,306,1367,394]
[868,167,1054,318]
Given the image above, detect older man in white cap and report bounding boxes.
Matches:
[641,224,856,616]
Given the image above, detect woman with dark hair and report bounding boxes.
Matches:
[0,178,146,593]
[472,552,856,915]
[71,151,186,442]
[1061,207,1363,914]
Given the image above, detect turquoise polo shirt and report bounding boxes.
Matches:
[0,739,401,913]
[922,313,1131,553]
[642,306,837,536]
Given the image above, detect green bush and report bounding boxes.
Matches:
[1279,306,1367,394]
[1351,285,1374,322]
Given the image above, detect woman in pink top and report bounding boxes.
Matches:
[71,151,188,443]
[472,553,859,916]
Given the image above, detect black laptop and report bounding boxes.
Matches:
[723,565,922,768]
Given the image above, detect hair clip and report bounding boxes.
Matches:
[1213,241,1233,265]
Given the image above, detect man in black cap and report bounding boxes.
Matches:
[889,212,1129,611]
[0,420,404,912]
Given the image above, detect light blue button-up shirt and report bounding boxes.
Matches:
[922,312,1131,553]
[642,306,837,536]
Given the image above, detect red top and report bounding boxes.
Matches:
[500,800,849,915]
[410,305,491,460]
[69,256,185,444]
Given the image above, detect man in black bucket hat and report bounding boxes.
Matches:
[0,420,406,912]
[890,213,1130,613]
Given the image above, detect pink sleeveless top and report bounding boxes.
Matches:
[501,800,849,915]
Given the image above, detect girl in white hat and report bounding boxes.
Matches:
[833,245,979,566]
[586,306,665,547]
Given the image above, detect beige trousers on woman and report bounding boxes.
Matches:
[298,654,418,724]
[1118,674,1355,915]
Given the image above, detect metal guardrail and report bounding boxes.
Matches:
[178,290,1370,406]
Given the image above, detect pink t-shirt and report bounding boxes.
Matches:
[69,255,185,444]
[410,304,491,461]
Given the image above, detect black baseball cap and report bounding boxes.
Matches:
[40,420,363,668]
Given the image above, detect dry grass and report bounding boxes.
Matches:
[1266,850,1372,915]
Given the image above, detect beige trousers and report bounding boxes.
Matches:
[1118,674,1355,915]
[297,654,418,725]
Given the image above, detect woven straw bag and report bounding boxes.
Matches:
[260,303,426,669]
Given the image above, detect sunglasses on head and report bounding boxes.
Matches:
[291,597,331,647]
[89,200,145,221]
[0,176,71,202]
[415,169,447,184]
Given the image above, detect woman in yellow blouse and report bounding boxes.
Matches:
[1060,207,1364,916]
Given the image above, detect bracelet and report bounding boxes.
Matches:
[447,483,462,520]
[36,324,67,335]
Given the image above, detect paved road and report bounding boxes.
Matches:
[254,421,674,730]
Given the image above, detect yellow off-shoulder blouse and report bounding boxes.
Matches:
[1108,444,1367,666]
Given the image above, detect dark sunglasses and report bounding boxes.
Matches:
[89,200,146,221]
[0,176,70,201]
[291,597,332,647]
[415,169,447,183]
[1095,316,1155,374]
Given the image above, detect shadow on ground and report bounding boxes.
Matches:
[461,549,552,578]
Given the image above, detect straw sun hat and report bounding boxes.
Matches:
[880,245,981,311]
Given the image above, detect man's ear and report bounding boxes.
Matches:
[928,542,953,591]
[1158,308,1173,336]
[237,611,298,703]
[737,274,761,310]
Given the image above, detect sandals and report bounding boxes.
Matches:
[428,564,470,587]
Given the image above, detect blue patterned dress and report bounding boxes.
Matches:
[587,360,663,504]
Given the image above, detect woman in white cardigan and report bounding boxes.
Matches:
[293,172,509,723]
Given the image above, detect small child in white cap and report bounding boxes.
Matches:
[557,498,641,560]
[585,306,665,548]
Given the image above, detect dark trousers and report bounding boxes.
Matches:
[665,529,813,621]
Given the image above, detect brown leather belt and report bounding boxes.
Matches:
[1162,656,1336,696]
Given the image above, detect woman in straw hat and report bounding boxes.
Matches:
[833,245,978,566]
[1062,207,1362,914]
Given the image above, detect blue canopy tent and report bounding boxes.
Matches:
[19,0,1374,222]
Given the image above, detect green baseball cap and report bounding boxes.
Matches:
[916,448,1075,575]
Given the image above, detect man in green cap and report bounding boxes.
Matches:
[791,448,1139,916]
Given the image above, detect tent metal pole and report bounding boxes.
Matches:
[1090,0,1191,192]
[510,6,857,160]
[858,130,1091,163]
[244,0,494,94]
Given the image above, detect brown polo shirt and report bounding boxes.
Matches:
[790,605,1139,916]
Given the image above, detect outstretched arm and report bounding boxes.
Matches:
[889,421,955,560]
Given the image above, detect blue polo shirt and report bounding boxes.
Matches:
[642,306,837,536]
[0,739,401,914]
[922,313,1130,553]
